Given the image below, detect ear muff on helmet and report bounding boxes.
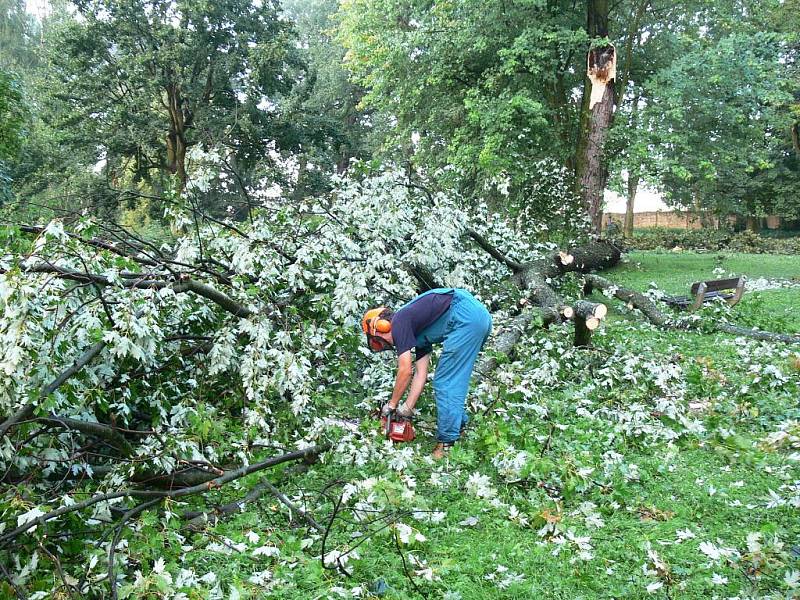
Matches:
[362,307,392,336]
[374,317,392,334]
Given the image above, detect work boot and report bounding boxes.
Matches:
[431,442,453,460]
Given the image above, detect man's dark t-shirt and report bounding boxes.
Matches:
[392,291,453,360]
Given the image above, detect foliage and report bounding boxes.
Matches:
[3,152,800,595]
[0,164,564,592]
[627,228,800,255]
[0,0,40,72]
[641,30,799,218]
[30,0,317,210]
[282,0,373,174]
[2,1,800,597]
[336,0,587,205]
[0,70,27,203]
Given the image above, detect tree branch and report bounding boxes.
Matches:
[584,274,800,345]
[465,227,523,272]
[0,340,108,439]
[0,444,331,548]
[11,262,256,318]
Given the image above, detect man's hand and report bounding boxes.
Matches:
[381,403,395,418]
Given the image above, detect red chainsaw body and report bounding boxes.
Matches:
[380,415,416,443]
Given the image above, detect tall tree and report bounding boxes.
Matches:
[0,0,39,72]
[0,70,27,201]
[574,0,616,234]
[41,0,308,202]
[642,30,798,226]
[283,0,371,174]
[337,0,587,206]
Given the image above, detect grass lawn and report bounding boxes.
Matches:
[595,250,800,337]
[606,250,799,292]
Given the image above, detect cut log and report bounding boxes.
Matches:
[585,316,601,330]
[574,300,607,321]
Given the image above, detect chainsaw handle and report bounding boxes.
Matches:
[384,409,394,438]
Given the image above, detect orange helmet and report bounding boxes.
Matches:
[362,307,393,352]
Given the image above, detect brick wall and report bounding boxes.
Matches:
[604,211,708,230]
[603,212,782,230]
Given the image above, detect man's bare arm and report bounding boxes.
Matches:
[389,350,413,408]
[404,354,430,411]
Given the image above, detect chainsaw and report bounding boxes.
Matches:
[380,409,416,443]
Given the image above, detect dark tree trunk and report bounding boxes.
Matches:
[575,0,616,235]
[624,170,638,238]
[165,83,190,193]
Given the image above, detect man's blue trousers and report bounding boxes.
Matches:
[411,289,492,443]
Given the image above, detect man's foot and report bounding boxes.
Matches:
[431,442,453,460]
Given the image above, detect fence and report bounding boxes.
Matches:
[603,212,784,230]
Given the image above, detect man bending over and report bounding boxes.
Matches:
[362,288,492,459]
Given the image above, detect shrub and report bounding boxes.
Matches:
[627,228,800,254]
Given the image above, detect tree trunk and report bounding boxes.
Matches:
[512,240,621,317]
[746,215,760,232]
[624,170,638,238]
[572,300,606,347]
[791,122,800,160]
[574,0,617,235]
[165,84,189,193]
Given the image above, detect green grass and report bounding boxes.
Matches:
[607,251,800,294]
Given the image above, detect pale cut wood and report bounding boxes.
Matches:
[574,300,607,321]
[558,251,574,266]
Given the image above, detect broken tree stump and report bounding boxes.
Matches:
[573,300,607,347]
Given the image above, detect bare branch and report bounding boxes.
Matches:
[466,227,523,272]
[0,444,331,548]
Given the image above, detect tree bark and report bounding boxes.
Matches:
[574,315,595,347]
[165,83,189,192]
[574,0,617,235]
[624,170,638,238]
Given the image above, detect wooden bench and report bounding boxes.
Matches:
[663,277,745,312]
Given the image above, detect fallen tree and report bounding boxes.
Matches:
[466,229,618,351]
[1,170,797,597]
